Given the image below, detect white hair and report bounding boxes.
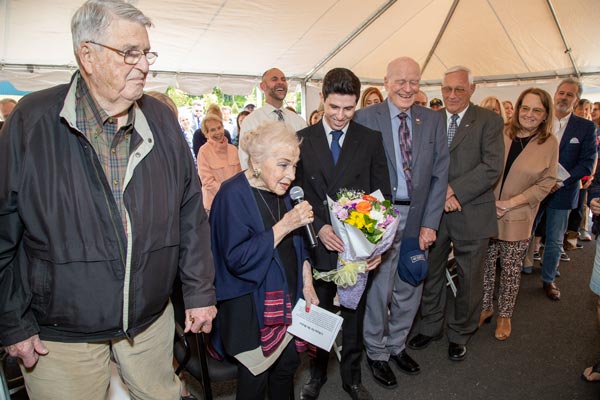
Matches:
[71,0,152,52]
[444,65,474,85]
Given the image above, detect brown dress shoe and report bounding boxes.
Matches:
[479,309,494,327]
[494,316,511,341]
[543,281,561,301]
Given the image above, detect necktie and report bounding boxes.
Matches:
[398,113,412,194]
[447,114,459,147]
[273,109,285,121]
[330,130,343,165]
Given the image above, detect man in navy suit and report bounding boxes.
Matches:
[296,68,391,400]
[537,78,597,300]
[353,57,448,388]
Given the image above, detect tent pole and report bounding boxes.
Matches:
[300,80,307,119]
[302,0,397,82]
[421,0,460,76]
[546,0,580,78]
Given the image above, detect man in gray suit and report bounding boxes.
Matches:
[407,66,504,361]
[354,57,449,388]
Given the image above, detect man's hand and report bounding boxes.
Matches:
[550,184,561,193]
[419,227,437,250]
[318,224,344,252]
[5,335,48,368]
[445,195,462,213]
[444,184,462,212]
[184,306,217,334]
[591,197,600,216]
[366,255,382,271]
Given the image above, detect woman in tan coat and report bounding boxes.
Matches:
[197,113,241,212]
[480,88,559,340]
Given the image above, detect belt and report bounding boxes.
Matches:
[394,200,411,206]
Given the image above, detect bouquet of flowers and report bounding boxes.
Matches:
[313,189,399,309]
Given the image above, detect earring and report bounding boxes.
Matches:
[253,168,261,178]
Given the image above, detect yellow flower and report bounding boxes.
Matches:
[346,211,366,229]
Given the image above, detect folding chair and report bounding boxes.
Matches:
[0,352,27,400]
[446,250,458,298]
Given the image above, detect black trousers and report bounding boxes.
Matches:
[310,277,367,386]
[236,340,299,400]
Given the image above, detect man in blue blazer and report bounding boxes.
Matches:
[296,68,391,400]
[353,57,449,388]
[538,78,597,300]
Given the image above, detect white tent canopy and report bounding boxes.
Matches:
[1,0,600,110]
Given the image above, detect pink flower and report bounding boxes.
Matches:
[337,208,349,220]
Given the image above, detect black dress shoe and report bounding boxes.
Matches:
[366,357,397,388]
[342,383,373,400]
[300,377,327,400]
[390,350,420,375]
[448,342,467,361]
[407,333,442,350]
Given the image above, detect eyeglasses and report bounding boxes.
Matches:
[519,105,546,116]
[441,87,466,96]
[85,41,158,65]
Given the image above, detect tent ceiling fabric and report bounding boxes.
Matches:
[0,0,599,95]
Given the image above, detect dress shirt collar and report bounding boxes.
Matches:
[387,99,413,121]
[322,117,349,135]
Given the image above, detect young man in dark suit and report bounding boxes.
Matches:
[296,68,391,400]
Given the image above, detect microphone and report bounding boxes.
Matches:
[290,186,318,248]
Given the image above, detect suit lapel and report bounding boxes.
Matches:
[376,102,397,178]
[450,104,476,152]
[306,123,335,185]
[559,115,575,152]
[410,106,423,169]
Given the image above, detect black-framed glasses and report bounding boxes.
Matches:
[85,41,158,65]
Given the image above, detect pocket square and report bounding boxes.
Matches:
[569,137,580,144]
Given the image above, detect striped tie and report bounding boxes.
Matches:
[398,113,412,194]
[274,109,284,121]
[447,114,459,146]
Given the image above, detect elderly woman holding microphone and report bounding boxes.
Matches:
[480,88,558,341]
[210,120,319,400]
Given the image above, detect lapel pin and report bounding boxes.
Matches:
[415,118,421,125]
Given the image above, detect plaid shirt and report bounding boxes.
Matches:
[75,76,134,234]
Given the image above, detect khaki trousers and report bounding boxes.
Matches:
[21,303,180,400]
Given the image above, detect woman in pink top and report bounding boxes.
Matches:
[197,113,242,212]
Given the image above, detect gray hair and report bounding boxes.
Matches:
[71,0,152,52]
[444,65,474,85]
[240,121,300,167]
[557,77,583,98]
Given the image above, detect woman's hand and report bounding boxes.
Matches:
[302,260,319,312]
[273,200,314,246]
[302,285,319,312]
[280,200,314,232]
[496,200,511,219]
